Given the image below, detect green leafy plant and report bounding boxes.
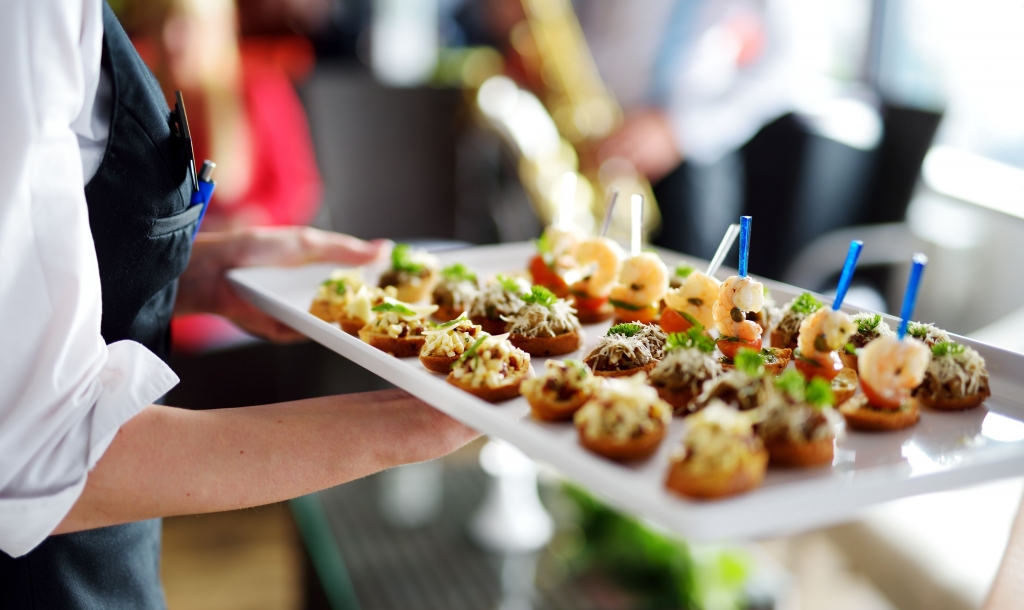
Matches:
[734,348,765,377]
[522,285,557,307]
[666,328,715,354]
[789,292,823,315]
[932,340,966,357]
[608,323,643,337]
[441,263,476,283]
[391,243,425,274]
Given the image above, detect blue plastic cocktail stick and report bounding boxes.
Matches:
[897,253,928,339]
[832,240,864,310]
[737,216,752,277]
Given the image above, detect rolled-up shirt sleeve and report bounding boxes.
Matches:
[0,0,179,557]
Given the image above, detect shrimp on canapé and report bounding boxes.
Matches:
[663,271,720,332]
[857,336,931,408]
[609,252,668,323]
[794,307,856,380]
[712,275,765,358]
[574,237,623,298]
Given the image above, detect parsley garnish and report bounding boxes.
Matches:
[789,292,823,315]
[932,341,965,357]
[665,328,715,353]
[535,232,551,255]
[675,264,695,279]
[496,274,524,294]
[908,322,932,341]
[856,314,882,335]
[608,323,643,337]
[844,342,857,355]
[391,243,425,274]
[774,370,805,401]
[734,348,765,377]
[322,278,347,295]
[372,302,417,317]
[759,347,778,363]
[441,263,476,283]
[522,285,557,307]
[806,378,835,408]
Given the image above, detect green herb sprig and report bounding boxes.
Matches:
[441,263,476,283]
[372,302,417,317]
[522,285,557,308]
[774,370,805,400]
[675,264,695,279]
[666,328,715,354]
[932,340,966,357]
[856,313,882,335]
[456,335,489,365]
[608,323,643,337]
[734,348,765,377]
[496,274,524,294]
[805,378,835,407]
[774,370,834,407]
[391,243,425,274]
[789,292,823,316]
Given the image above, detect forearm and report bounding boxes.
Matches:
[54,389,474,534]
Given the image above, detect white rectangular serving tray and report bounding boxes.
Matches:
[229,242,1024,542]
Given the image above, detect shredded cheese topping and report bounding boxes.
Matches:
[650,347,722,394]
[574,374,672,442]
[921,344,989,398]
[760,393,845,444]
[849,312,893,348]
[468,277,529,320]
[433,277,478,310]
[503,301,580,338]
[584,324,666,372]
[364,298,437,338]
[450,334,530,388]
[421,318,482,358]
[671,402,762,474]
[521,360,599,404]
[693,370,771,413]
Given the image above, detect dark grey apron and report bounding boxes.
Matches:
[0,3,198,607]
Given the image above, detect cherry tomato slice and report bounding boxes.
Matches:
[717,337,762,359]
[660,308,694,334]
[794,351,844,381]
[528,255,569,297]
[572,292,607,312]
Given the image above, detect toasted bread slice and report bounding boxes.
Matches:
[309,301,335,322]
[339,317,365,336]
[577,425,665,461]
[526,392,589,421]
[831,367,859,406]
[419,354,458,374]
[839,394,920,431]
[655,386,698,414]
[665,450,769,499]
[918,386,990,411]
[770,329,797,351]
[433,304,465,323]
[470,315,507,335]
[358,329,425,358]
[721,348,791,375]
[839,351,858,372]
[591,361,658,378]
[575,302,614,324]
[446,373,525,403]
[510,331,582,357]
[764,437,834,467]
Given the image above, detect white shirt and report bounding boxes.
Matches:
[0,0,179,558]
[580,0,799,165]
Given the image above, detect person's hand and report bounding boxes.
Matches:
[595,108,683,183]
[175,226,389,342]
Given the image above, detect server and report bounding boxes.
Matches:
[0,2,475,607]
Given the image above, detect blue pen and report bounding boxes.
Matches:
[190,160,216,240]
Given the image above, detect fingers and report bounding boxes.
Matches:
[301,229,390,266]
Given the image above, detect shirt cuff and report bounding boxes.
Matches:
[0,341,178,557]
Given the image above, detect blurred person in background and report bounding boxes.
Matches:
[115,0,324,352]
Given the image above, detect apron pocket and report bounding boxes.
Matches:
[149,203,202,237]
